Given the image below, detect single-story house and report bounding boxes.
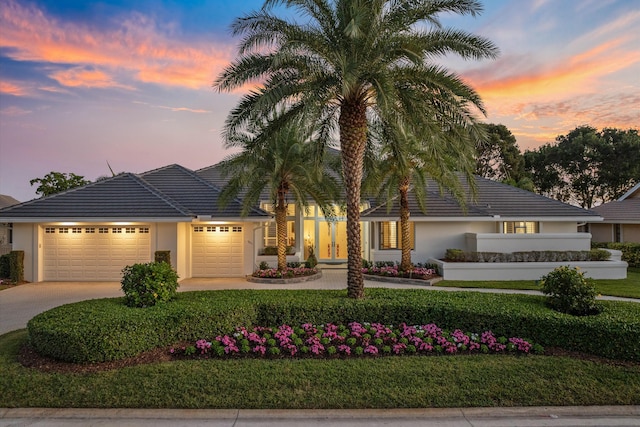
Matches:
[0,194,20,255]
[587,183,640,244]
[0,162,625,282]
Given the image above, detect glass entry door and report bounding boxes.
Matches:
[318,220,348,262]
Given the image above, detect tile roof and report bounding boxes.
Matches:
[141,164,268,218]
[0,162,596,222]
[591,199,640,223]
[0,166,270,221]
[362,175,598,220]
[0,195,20,209]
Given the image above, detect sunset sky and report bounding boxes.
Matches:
[1,0,638,202]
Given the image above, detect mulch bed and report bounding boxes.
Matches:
[17,343,638,374]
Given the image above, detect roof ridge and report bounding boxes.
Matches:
[193,163,271,217]
[130,173,194,217]
[472,175,596,214]
[0,173,126,212]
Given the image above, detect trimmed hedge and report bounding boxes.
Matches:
[0,253,9,278]
[593,242,640,268]
[9,250,24,283]
[27,289,640,364]
[444,248,610,263]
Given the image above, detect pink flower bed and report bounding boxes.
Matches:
[170,322,543,358]
[252,267,318,278]
[361,265,438,279]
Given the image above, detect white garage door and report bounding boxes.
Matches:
[43,226,151,281]
[192,225,244,277]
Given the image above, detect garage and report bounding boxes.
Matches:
[43,225,151,281]
[191,225,244,277]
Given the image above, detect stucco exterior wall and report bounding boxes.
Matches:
[590,223,640,243]
[369,221,495,264]
[155,222,181,274]
[590,223,612,243]
[11,223,36,282]
[469,232,592,253]
[539,222,578,233]
[623,224,640,243]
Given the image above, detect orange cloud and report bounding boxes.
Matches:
[0,81,29,96]
[469,37,639,101]
[0,0,234,90]
[50,67,135,90]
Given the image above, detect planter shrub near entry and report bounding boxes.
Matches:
[121,262,179,307]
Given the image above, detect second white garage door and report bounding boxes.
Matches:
[43,225,151,281]
[192,225,244,277]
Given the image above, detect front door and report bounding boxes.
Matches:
[318,220,348,262]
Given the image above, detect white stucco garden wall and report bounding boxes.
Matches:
[468,232,592,253]
[430,258,628,281]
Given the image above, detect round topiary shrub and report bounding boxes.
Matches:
[121,261,179,307]
[539,265,600,316]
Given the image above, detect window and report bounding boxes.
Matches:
[112,227,122,233]
[45,227,55,233]
[379,222,414,250]
[261,203,297,247]
[194,226,204,233]
[85,227,95,233]
[232,226,242,233]
[207,226,216,232]
[139,227,149,233]
[614,224,621,243]
[99,227,109,233]
[125,227,136,234]
[72,227,82,234]
[503,221,538,234]
[58,227,69,234]
[219,226,229,232]
[263,221,296,247]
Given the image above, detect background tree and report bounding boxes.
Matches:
[218,113,340,272]
[524,126,640,208]
[475,123,533,191]
[597,128,640,201]
[214,0,497,298]
[29,172,90,197]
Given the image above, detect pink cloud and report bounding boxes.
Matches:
[0,81,29,96]
[468,37,639,101]
[0,106,32,116]
[0,0,235,90]
[49,67,136,90]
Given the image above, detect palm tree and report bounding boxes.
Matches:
[366,107,482,271]
[218,113,340,272]
[214,0,498,298]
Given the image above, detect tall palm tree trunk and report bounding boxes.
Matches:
[276,188,288,272]
[340,99,367,299]
[399,176,412,271]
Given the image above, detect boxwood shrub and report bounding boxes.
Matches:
[27,289,640,363]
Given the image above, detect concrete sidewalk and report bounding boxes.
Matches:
[1,406,640,427]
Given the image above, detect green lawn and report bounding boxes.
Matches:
[1,329,639,408]
[435,268,640,299]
